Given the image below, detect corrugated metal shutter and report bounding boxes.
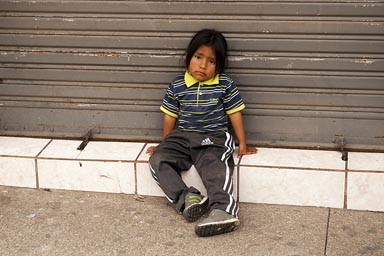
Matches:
[1,1,383,151]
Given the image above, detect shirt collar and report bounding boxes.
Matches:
[184,71,219,87]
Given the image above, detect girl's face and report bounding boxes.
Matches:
[188,45,217,82]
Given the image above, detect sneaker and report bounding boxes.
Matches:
[182,193,209,223]
[195,209,239,237]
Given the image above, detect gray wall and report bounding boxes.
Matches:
[1,1,383,150]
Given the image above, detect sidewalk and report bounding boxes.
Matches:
[1,186,383,256]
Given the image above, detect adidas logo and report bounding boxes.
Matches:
[201,137,214,146]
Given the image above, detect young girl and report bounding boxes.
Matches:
[147,29,256,237]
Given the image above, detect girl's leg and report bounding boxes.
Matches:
[192,131,240,236]
[192,131,238,217]
[148,130,200,213]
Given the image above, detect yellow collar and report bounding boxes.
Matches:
[184,71,219,87]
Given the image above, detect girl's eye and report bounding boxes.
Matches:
[209,59,216,64]
[194,55,201,59]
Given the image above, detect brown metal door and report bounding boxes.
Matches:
[0,1,383,150]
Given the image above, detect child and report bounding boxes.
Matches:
[147,29,257,237]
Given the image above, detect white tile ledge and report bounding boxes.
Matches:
[1,136,383,212]
[1,137,382,170]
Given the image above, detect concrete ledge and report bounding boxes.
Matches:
[1,136,383,212]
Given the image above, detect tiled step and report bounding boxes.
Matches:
[1,136,383,212]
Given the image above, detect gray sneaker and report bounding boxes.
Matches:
[182,193,209,223]
[195,209,239,237]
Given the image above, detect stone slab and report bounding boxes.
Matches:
[0,157,36,188]
[326,208,384,256]
[0,136,50,157]
[38,160,135,194]
[348,152,384,171]
[347,172,384,211]
[239,166,345,208]
[241,147,345,170]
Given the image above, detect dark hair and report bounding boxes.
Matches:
[185,29,228,74]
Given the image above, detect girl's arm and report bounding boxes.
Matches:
[228,111,257,157]
[146,114,177,155]
[162,114,177,138]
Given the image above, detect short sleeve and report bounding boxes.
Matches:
[160,83,179,118]
[223,77,245,115]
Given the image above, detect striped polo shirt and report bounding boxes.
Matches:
[160,71,245,132]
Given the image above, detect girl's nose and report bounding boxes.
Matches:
[200,59,207,69]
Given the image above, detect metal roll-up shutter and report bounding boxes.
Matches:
[0,1,383,151]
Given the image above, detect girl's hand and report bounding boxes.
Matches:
[146,146,157,155]
[237,144,257,158]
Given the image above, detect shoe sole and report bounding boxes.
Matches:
[195,219,239,237]
[182,197,209,223]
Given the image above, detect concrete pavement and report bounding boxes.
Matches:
[1,186,383,256]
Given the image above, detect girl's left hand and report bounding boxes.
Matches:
[238,145,257,158]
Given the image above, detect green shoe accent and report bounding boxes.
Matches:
[188,195,203,203]
[182,193,209,223]
[195,209,239,237]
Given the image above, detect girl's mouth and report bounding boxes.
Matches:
[195,71,206,77]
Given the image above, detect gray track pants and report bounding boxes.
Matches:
[149,129,238,217]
